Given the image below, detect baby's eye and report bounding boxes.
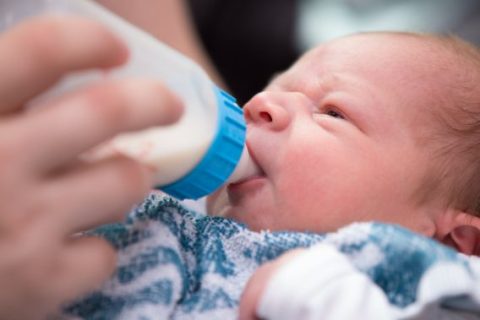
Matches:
[326,109,345,120]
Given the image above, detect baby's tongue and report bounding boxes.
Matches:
[227,147,262,184]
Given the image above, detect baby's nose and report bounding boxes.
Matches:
[243,92,291,131]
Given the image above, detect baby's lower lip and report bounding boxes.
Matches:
[227,175,266,194]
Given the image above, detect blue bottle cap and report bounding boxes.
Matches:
[159,86,246,199]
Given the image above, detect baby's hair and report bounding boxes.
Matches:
[402,33,480,216]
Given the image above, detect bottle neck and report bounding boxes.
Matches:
[160,86,247,199]
[227,146,260,184]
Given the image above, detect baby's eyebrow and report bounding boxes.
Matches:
[318,73,387,134]
[265,73,325,97]
[294,73,343,102]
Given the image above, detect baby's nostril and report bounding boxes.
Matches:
[259,111,273,122]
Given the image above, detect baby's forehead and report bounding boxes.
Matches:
[275,34,446,99]
[275,34,469,133]
[277,33,478,114]
[309,35,460,98]
[301,34,442,73]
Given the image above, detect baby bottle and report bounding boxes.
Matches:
[0,0,258,199]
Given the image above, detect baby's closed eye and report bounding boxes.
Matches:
[312,104,353,129]
[325,109,345,119]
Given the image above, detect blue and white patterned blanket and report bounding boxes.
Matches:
[63,193,480,319]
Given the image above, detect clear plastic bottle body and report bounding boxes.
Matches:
[0,0,219,186]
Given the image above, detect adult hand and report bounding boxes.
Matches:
[0,15,182,319]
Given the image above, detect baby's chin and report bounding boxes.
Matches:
[206,186,276,231]
[205,191,254,227]
[206,187,230,216]
[206,190,245,221]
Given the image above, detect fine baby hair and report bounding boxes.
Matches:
[394,33,480,216]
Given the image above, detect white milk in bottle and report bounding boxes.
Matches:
[0,0,259,199]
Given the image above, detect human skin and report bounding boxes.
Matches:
[210,34,450,236]
[232,33,471,319]
[0,16,183,319]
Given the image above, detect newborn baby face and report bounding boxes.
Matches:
[209,34,443,235]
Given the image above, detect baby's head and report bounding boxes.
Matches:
[208,32,480,254]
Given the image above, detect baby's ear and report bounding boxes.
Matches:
[435,210,480,256]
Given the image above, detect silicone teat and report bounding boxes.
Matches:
[227,147,261,184]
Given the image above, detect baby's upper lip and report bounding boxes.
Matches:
[228,141,265,186]
[247,140,265,173]
[243,140,266,181]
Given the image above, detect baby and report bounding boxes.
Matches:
[65,32,480,319]
[210,31,480,250]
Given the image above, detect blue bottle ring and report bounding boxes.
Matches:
[159,86,246,199]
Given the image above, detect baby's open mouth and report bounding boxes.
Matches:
[227,143,265,186]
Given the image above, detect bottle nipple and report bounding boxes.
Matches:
[227,146,261,184]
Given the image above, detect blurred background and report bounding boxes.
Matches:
[187,0,480,104]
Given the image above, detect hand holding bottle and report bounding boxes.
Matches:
[0,16,183,319]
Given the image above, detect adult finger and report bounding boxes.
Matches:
[43,155,153,235]
[52,236,117,303]
[0,15,128,113]
[1,78,183,173]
